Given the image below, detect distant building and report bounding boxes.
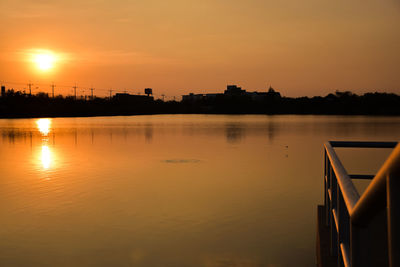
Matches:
[266,86,281,100]
[224,85,246,96]
[144,88,153,96]
[205,93,223,99]
[182,93,204,102]
[113,93,154,103]
[247,92,268,102]
[1,86,5,97]
[181,85,281,103]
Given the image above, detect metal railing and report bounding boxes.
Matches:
[323,141,400,267]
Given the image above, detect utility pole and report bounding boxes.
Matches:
[73,84,77,100]
[90,88,94,100]
[51,83,55,98]
[28,82,33,96]
[109,89,113,100]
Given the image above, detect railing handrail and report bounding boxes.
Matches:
[325,141,399,215]
[329,141,398,148]
[324,142,360,213]
[352,143,400,224]
[322,140,399,267]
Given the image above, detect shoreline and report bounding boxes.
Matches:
[1,112,400,120]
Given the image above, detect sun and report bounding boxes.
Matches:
[24,48,67,73]
[34,52,56,71]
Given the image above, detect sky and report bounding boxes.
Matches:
[0,0,399,99]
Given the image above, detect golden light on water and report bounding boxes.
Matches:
[36,119,55,171]
[36,118,52,136]
[41,145,52,169]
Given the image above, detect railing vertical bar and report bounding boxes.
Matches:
[331,170,338,259]
[387,173,400,267]
[340,243,351,267]
[339,188,350,267]
[324,150,327,210]
[325,150,330,227]
[337,183,342,267]
[337,182,343,267]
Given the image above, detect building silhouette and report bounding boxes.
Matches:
[182,85,281,102]
[224,85,246,96]
[113,93,154,104]
[144,88,153,97]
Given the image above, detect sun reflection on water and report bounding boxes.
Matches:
[36,118,52,136]
[41,145,52,169]
[35,118,55,171]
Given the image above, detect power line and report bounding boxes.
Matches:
[27,82,33,96]
[73,84,77,100]
[1,81,107,93]
[51,83,55,98]
[0,80,176,100]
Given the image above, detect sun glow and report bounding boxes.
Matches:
[36,118,52,136]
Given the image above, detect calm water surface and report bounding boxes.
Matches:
[1,115,399,267]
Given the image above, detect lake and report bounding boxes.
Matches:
[0,115,399,267]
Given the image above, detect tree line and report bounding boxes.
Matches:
[0,89,399,118]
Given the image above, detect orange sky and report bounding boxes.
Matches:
[0,0,399,99]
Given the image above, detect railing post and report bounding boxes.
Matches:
[338,189,350,267]
[324,150,327,208]
[387,174,400,267]
[350,222,375,267]
[351,208,388,267]
[325,152,331,227]
[337,184,343,267]
[331,171,338,259]
[350,222,364,267]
